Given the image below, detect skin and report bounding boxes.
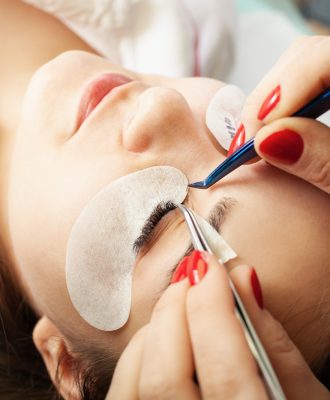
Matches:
[1,1,329,398]
[7,49,330,354]
[0,0,94,244]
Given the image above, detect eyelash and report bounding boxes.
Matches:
[133,201,177,255]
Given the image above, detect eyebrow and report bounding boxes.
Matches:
[177,196,236,259]
[153,196,236,300]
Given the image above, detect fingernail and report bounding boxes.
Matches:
[259,129,304,165]
[227,123,246,156]
[171,256,189,284]
[250,268,264,309]
[258,85,281,120]
[187,250,209,286]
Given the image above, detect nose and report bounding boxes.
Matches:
[123,85,226,185]
[123,86,200,153]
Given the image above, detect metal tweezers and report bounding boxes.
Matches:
[178,204,287,400]
[189,87,330,189]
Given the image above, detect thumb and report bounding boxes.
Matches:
[253,310,329,400]
[229,265,329,400]
[254,117,330,193]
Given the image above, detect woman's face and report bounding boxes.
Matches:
[8,51,329,362]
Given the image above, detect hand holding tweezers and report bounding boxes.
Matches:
[178,204,287,400]
[189,87,330,189]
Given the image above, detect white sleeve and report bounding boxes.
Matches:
[23,0,236,79]
[22,0,132,63]
[180,0,237,79]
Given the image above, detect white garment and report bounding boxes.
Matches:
[23,0,236,79]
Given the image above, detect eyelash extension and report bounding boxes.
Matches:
[133,201,177,255]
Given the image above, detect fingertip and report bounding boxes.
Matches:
[254,118,330,191]
[229,265,265,311]
[253,119,297,158]
[250,268,264,310]
[258,129,304,165]
[203,253,233,278]
[229,264,253,286]
[197,252,223,272]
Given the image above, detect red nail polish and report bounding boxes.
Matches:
[259,129,304,165]
[187,250,208,286]
[250,268,263,309]
[228,123,246,156]
[171,256,189,284]
[258,85,281,120]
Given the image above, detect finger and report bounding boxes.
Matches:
[139,279,200,400]
[230,265,330,400]
[254,117,330,193]
[106,326,146,399]
[273,35,318,66]
[241,36,330,138]
[186,254,267,399]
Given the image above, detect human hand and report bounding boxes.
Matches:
[230,36,330,194]
[106,251,329,399]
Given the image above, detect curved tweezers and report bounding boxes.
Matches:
[189,87,330,189]
[189,138,256,188]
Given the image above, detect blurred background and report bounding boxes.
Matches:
[295,0,330,34]
[229,0,329,92]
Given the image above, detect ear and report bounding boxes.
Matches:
[33,316,81,400]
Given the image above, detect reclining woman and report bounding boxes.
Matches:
[0,1,329,399]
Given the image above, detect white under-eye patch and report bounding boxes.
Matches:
[66,166,188,331]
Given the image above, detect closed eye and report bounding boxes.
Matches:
[162,197,236,287]
[133,201,177,255]
[134,196,236,304]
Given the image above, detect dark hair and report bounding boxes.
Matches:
[318,355,330,390]
[0,244,117,399]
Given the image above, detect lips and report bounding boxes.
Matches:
[77,73,133,129]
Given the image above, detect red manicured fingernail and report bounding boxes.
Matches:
[259,129,304,165]
[227,123,245,156]
[250,268,263,309]
[258,85,281,120]
[187,250,209,286]
[171,256,189,284]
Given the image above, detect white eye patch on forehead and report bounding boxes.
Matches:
[66,166,188,331]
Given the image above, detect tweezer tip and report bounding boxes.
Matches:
[188,181,208,189]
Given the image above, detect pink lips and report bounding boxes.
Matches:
[77,73,133,129]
